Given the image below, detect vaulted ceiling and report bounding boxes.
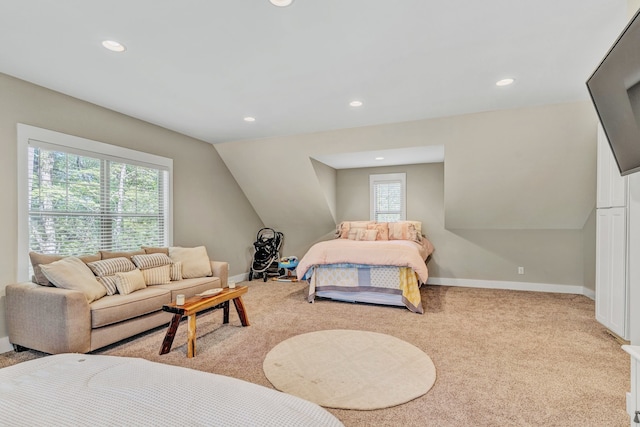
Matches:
[0,1,627,145]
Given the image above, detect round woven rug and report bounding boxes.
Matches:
[263,329,436,410]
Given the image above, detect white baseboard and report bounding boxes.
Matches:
[427,277,595,300]
[229,273,249,284]
[0,336,14,354]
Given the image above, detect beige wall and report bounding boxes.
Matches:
[338,163,588,285]
[217,101,598,288]
[0,73,263,341]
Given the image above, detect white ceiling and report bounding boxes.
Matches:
[313,145,445,169]
[0,1,628,145]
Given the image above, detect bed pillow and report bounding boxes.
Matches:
[341,221,373,239]
[169,246,212,279]
[40,257,107,303]
[131,253,173,270]
[388,222,421,242]
[141,265,172,285]
[114,269,147,295]
[357,229,378,241]
[337,222,350,239]
[405,221,423,236]
[368,222,389,241]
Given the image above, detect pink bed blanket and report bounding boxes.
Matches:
[296,239,431,283]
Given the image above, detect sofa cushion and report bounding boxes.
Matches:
[142,246,169,255]
[141,265,171,285]
[40,257,107,303]
[168,246,212,279]
[90,287,171,328]
[114,269,146,295]
[29,252,101,287]
[155,276,221,300]
[100,250,145,260]
[131,253,173,270]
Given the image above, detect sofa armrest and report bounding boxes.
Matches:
[6,282,92,354]
[210,261,229,287]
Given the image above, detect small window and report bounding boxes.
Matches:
[370,173,406,222]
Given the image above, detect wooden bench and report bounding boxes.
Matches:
[159,285,249,358]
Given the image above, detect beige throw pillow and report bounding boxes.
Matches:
[29,252,100,286]
[40,257,107,303]
[169,246,212,279]
[170,261,183,281]
[114,269,146,295]
[141,265,172,285]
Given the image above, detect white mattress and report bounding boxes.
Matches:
[0,353,343,427]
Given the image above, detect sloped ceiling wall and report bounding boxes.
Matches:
[215,101,597,258]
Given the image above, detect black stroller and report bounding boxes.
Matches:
[249,228,284,282]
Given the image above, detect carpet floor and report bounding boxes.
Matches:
[0,281,630,426]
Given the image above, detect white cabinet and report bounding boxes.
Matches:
[622,345,640,426]
[596,124,630,340]
[596,207,628,337]
[597,125,628,208]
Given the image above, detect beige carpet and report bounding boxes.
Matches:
[263,329,436,410]
[0,281,631,426]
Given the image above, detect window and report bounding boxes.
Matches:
[370,173,406,222]
[17,124,172,280]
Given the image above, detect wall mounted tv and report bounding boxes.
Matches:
[587,8,640,176]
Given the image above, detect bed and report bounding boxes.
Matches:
[0,353,343,427]
[297,221,433,314]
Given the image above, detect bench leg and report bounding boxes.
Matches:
[233,296,250,327]
[187,314,197,358]
[223,301,230,324]
[159,314,182,355]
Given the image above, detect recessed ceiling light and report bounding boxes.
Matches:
[270,0,293,6]
[349,100,363,107]
[101,40,126,52]
[496,78,515,87]
[244,117,256,122]
[375,157,384,160]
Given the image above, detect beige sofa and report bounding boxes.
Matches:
[6,249,228,355]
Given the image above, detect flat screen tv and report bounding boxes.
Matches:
[587,8,640,176]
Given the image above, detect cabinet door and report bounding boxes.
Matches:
[597,124,627,208]
[595,207,628,338]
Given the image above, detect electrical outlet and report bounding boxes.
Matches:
[518,267,525,275]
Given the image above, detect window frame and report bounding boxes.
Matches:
[369,172,406,222]
[17,124,173,281]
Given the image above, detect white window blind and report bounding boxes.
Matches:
[370,173,406,222]
[18,124,173,279]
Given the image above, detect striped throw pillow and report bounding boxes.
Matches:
[114,269,146,295]
[87,257,136,277]
[97,276,118,295]
[170,261,183,281]
[141,265,171,285]
[131,253,173,270]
